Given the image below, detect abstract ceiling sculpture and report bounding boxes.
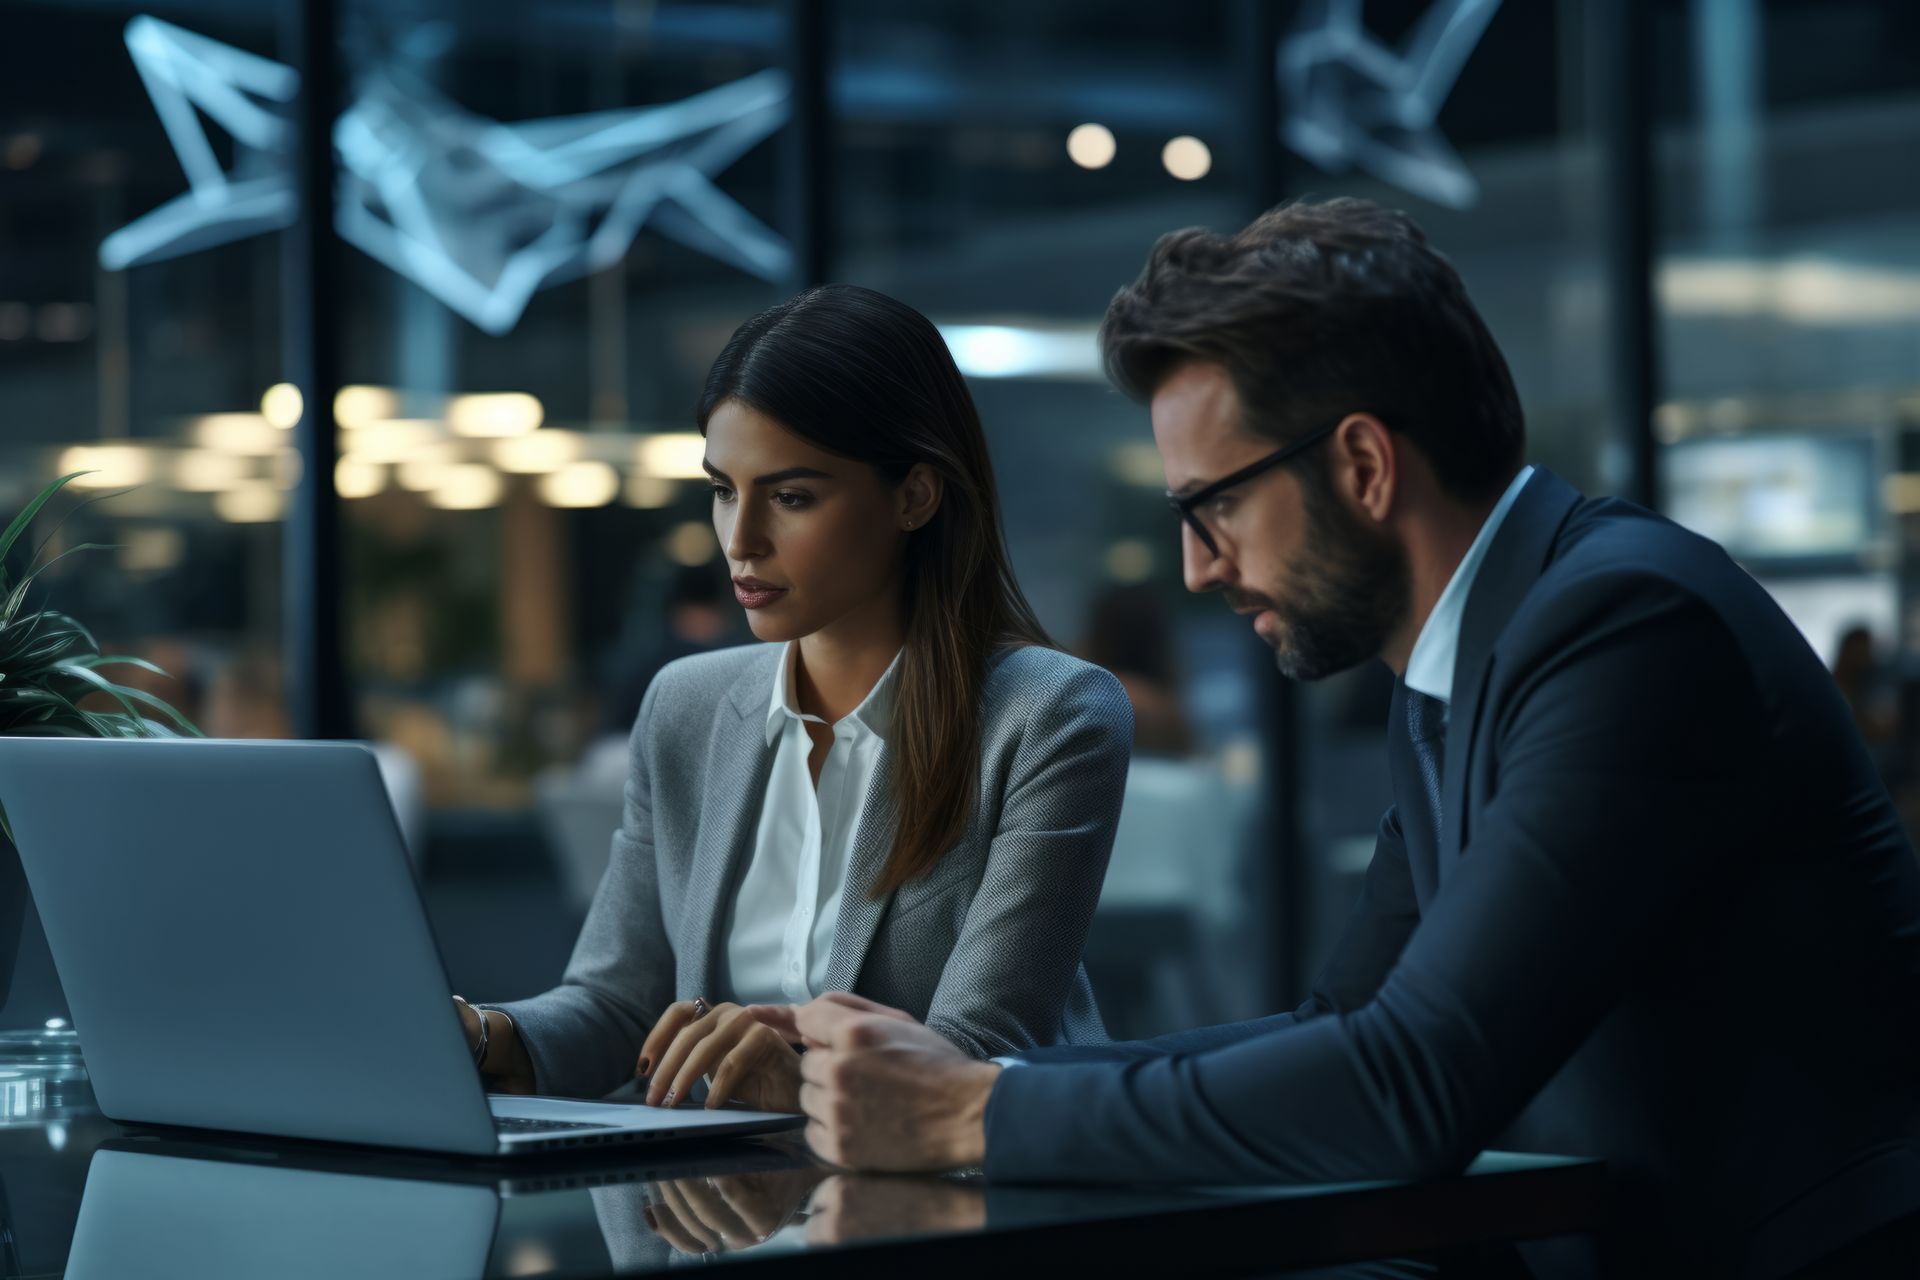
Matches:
[100,16,792,334]
[1278,0,1502,210]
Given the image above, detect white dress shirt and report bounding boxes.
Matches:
[1403,466,1535,705]
[724,642,901,1006]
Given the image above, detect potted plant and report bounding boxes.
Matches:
[0,471,199,1027]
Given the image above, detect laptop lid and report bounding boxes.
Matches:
[0,737,498,1154]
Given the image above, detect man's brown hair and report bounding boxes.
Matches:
[1101,197,1525,504]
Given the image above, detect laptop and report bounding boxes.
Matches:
[0,736,804,1155]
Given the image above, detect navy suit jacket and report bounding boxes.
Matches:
[987,469,1920,1277]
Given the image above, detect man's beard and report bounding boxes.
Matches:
[1237,483,1409,681]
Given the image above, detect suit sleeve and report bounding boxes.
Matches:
[1014,802,1422,1065]
[920,665,1133,1059]
[985,574,1763,1184]
[490,677,678,1098]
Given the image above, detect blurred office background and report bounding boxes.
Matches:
[3,0,1919,1038]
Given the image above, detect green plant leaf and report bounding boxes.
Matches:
[73,654,172,680]
[2,542,117,626]
[0,471,90,589]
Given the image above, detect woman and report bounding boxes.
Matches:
[456,285,1132,1113]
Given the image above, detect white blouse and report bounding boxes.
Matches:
[723,642,901,1006]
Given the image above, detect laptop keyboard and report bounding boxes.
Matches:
[494,1116,619,1134]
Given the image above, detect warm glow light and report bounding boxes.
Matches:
[260,382,303,429]
[334,385,399,429]
[344,420,438,464]
[429,464,504,510]
[493,430,581,474]
[635,433,708,479]
[335,455,386,499]
[448,392,543,438]
[195,413,281,455]
[213,483,283,523]
[1105,539,1154,583]
[624,473,676,508]
[1162,135,1212,181]
[1109,442,1166,488]
[538,460,620,508]
[59,444,152,489]
[1066,123,1116,169]
[172,449,246,492]
[668,521,717,566]
[395,443,457,492]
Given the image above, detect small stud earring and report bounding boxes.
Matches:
[905,519,915,529]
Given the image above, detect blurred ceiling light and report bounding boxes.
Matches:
[624,473,676,509]
[0,302,28,341]
[539,460,620,508]
[334,384,399,429]
[938,323,1102,381]
[35,303,93,342]
[1066,123,1115,170]
[667,521,717,566]
[260,382,303,429]
[634,433,707,479]
[344,419,438,464]
[395,443,458,492]
[172,449,246,492]
[59,444,152,489]
[4,133,42,170]
[429,464,504,510]
[273,447,303,490]
[448,392,543,438]
[335,455,385,499]
[213,482,283,523]
[1161,135,1212,181]
[1660,257,1920,326]
[118,526,185,574]
[1884,474,1920,516]
[1110,442,1166,488]
[1105,539,1155,584]
[494,430,581,474]
[195,412,281,455]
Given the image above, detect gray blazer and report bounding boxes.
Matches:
[496,641,1133,1099]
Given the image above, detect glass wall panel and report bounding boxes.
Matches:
[1652,0,1920,832]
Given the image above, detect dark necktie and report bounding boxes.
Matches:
[1404,686,1448,853]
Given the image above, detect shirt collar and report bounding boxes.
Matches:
[765,641,904,747]
[1403,466,1535,705]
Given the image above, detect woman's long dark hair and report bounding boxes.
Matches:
[698,284,1051,898]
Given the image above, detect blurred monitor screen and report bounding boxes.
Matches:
[1662,434,1877,564]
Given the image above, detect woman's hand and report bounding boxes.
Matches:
[637,1000,803,1112]
[451,996,535,1095]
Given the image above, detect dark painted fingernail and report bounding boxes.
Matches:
[637,1057,651,1076]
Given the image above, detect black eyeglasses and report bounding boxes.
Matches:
[1165,418,1344,556]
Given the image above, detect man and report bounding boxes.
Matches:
[775,199,1920,1276]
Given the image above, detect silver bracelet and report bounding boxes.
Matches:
[472,1006,491,1070]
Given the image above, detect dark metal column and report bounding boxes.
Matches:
[282,0,351,739]
[784,0,832,288]
[1596,0,1662,509]
[1237,0,1309,1007]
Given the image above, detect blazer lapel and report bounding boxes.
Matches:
[821,752,899,993]
[678,652,779,1000]
[1438,468,1583,873]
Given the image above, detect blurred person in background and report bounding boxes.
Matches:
[1079,585,1195,757]
[600,562,738,739]
[454,285,1131,1115]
